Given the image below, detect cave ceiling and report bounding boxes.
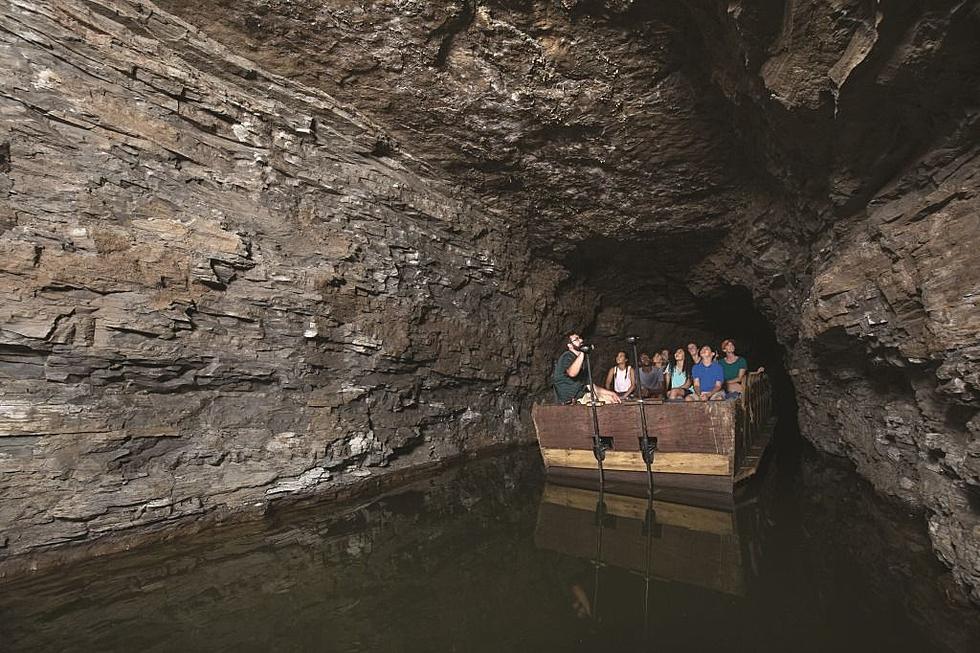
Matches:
[151,0,980,350]
[154,0,757,257]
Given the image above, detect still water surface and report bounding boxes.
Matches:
[1,432,978,653]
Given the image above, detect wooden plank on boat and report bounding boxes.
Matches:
[541,484,734,536]
[532,402,736,455]
[541,447,731,476]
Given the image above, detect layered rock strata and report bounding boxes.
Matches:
[691,0,980,602]
[0,0,589,568]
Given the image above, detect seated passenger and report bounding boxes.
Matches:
[552,332,622,405]
[666,348,692,401]
[719,338,748,399]
[605,351,636,400]
[686,341,699,368]
[637,352,665,399]
[687,345,725,401]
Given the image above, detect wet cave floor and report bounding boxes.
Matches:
[1,425,978,653]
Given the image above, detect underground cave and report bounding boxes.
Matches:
[0,0,978,650]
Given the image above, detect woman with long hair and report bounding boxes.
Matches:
[666,348,691,401]
[605,350,636,400]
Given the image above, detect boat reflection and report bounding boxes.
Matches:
[534,482,759,598]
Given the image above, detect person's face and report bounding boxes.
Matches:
[569,334,584,350]
[722,340,735,354]
[699,346,713,362]
[661,349,669,362]
[616,352,627,365]
[640,353,651,366]
[674,348,685,362]
[687,343,698,356]
[652,353,663,366]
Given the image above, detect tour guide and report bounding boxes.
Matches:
[552,332,623,404]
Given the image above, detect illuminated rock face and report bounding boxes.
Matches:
[0,0,592,568]
[1,0,978,601]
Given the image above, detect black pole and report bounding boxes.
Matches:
[627,336,656,497]
[592,489,606,626]
[581,345,606,488]
[642,493,655,641]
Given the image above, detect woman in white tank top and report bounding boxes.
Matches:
[604,351,636,399]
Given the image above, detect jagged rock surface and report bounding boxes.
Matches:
[0,0,590,567]
[1,0,978,605]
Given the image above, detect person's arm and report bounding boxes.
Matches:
[692,376,700,395]
[735,367,746,384]
[566,351,584,379]
[704,380,723,400]
[605,367,614,390]
[627,367,637,396]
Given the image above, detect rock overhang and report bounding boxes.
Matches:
[152,0,750,253]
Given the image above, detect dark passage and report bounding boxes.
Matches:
[1,437,976,653]
[558,239,799,429]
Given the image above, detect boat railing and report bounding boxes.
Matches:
[735,371,771,471]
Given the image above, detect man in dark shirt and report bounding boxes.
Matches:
[552,332,622,404]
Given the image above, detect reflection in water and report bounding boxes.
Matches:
[0,435,978,653]
[535,484,748,598]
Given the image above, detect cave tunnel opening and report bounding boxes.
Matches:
[557,235,800,441]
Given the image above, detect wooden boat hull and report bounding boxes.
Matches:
[533,372,773,495]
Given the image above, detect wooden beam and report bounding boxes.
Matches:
[541,448,732,476]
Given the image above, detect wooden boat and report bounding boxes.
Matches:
[532,370,774,499]
[534,483,753,595]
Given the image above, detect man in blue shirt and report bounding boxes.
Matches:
[687,345,725,401]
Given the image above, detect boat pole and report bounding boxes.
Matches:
[591,488,607,626]
[642,492,656,641]
[627,336,656,497]
[579,343,606,488]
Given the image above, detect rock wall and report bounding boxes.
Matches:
[684,0,980,603]
[0,0,589,567]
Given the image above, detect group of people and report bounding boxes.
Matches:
[553,332,759,405]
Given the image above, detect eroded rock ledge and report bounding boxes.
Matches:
[1,0,978,605]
